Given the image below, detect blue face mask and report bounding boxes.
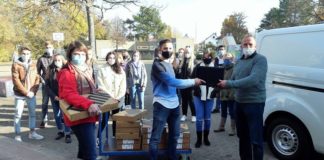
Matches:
[71,54,86,66]
[223,59,232,66]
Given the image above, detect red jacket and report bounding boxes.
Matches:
[57,64,98,126]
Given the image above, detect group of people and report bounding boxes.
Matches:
[150,34,267,160]
[11,33,267,160]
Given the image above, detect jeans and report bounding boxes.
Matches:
[236,102,265,160]
[50,96,71,134]
[130,84,144,109]
[149,102,180,160]
[220,100,235,119]
[41,86,51,122]
[71,123,97,160]
[193,97,214,132]
[14,96,36,134]
[180,88,195,116]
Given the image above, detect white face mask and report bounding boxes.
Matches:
[46,48,54,56]
[219,50,226,56]
[242,48,255,56]
[21,54,31,62]
[54,61,63,68]
[108,59,115,65]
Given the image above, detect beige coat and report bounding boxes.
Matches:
[97,64,126,100]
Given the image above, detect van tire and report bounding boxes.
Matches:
[266,117,313,160]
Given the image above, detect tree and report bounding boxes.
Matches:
[133,6,167,41]
[259,0,318,31]
[162,25,173,39]
[220,12,249,44]
[107,17,127,49]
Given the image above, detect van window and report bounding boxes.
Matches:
[259,31,324,69]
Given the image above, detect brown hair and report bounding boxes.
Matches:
[159,39,172,48]
[66,41,88,62]
[19,46,31,54]
[45,41,52,46]
[105,51,122,74]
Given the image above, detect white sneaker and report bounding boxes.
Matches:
[180,115,187,122]
[29,131,44,140]
[15,135,22,142]
[191,116,196,122]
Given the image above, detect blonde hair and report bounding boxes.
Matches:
[179,48,196,72]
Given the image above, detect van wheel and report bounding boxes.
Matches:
[266,117,313,160]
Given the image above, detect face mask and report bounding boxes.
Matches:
[108,59,115,65]
[242,48,255,56]
[46,48,54,56]
[223,59,231,66]
[54,61,63,68]
[203,58,212,64]
[185,54,191,58]
[71,55,86,66]
[219,50,226,56]
[21,54,31,62]
[161,51,172,59]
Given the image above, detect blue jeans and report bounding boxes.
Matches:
[71,123,97,160]
[14,96,36,134]
[236,102,265,160]
[130,84,144,109]
[41,86,51,122]
[193,97,214,132]
[50,96,71,134]
[220,100,235,119]
[149,102,180,160]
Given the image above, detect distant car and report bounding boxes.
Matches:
[257,24,324,160]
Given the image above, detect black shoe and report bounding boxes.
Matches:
[65,135,72,143]
[195,131,202,148]
[55,132,64,140]
[39,121,45,128]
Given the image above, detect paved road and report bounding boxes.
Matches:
[0,61,278,160]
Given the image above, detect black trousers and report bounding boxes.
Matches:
[180,87,195,116]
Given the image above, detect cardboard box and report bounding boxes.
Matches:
[176,143,190,149]
[0,77,14,97]
[112,109,147,122]
[116,121,141,128]
[116,132,140,140]
[116,127,140,134]
[59,97,118,121]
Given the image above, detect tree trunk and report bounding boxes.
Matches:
[86,0,96,57]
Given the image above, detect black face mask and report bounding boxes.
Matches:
[161,51,172,59]
[203,58,212,64]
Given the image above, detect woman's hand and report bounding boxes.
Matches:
[88,104,101,117]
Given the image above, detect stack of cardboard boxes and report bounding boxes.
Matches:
[112,109,147,150]
[176,123,190,150]
[141,120,168,150]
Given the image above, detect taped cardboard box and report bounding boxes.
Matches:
[59,96,118,121]
[112,109,147,122]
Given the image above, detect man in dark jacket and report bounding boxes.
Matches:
[37,41,54,128]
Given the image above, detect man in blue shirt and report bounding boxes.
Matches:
[149,39,204,160]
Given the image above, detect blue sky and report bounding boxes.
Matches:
[103,0,279,42]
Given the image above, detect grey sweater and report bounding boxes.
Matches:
[226,53,268,103]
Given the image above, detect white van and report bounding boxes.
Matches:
[256,24,324,160]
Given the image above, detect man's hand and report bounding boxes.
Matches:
[54,96,60,101]
[217,80,227,88]
[26,92,34,98]
[88,104,101,117]
[194,78,206,86]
